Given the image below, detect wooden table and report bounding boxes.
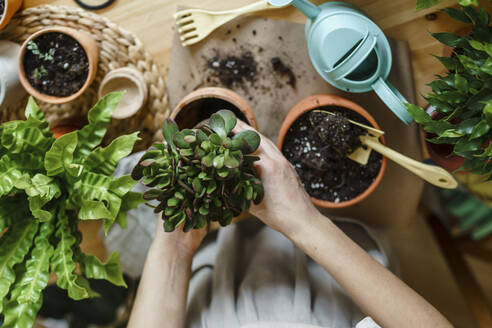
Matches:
[23,0,492,109]
[19,0,491,257]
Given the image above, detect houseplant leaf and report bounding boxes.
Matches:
[74,92,125,162]
[0,219,38,313]
[77,251,126,288]
[51,210,98,300]
[84,132,141,175]
[210,113,227,137]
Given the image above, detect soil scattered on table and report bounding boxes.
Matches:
[271,57,296,88]
[24,32,89,97]
[207,52,257,88]
[0,0,4,19]
[282,107,382,203]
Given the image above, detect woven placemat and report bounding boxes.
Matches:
[0,5,168,150]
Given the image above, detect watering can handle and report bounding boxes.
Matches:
[372,78,414,125]
[325,32,377,81]
[268,0,321,19]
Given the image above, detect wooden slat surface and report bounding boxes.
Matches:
[23,0,491,108]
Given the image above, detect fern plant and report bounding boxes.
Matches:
[132,110,264,232]
[406,5,492,175]
[0,92,143,327]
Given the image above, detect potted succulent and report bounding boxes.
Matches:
[278,94,386,208]
[18,26,99,104]
[132,109,264,232]
[0,0,22,30]
[406,5,492,176]
[0,92,143,327]
[170,87,258,130]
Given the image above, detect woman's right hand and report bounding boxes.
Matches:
[235,121,321,235]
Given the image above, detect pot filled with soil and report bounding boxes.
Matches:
[0,0,22,30]
[170,87,258,130]
[18,26,99,104]
[278,94,387,208]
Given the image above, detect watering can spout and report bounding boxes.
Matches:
[268,0,321,20]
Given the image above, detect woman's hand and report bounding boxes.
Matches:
[153,217,208,258]
[234,121,320,235]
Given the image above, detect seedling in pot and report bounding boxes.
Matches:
[132,109,264,232]
[23,32,90,98]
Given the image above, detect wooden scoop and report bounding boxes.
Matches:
[318,111,458,189]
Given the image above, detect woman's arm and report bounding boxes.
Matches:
[288,211,452,328]
[235,121,452,328]
[127,222,206,328]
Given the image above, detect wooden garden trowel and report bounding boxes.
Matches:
[324,111,458,189]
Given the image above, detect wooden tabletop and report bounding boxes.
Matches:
[23,0,491,108]
[22,0,491,258]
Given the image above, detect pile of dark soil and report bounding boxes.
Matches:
[271,57,296,88]
[282,106,382,203]
[0,0,4,19]
[24,32,89,97]
[207,52,257,88]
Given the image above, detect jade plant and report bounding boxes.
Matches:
[406,5,492,175]
[0,92,143,327]
[132,110,264,232]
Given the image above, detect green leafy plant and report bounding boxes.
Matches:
[0,92,144,327]
[406,6,492,175]
[416,0,478,11]
[31,66,48,81]
[132,110,264,232]
[27,40,55,63]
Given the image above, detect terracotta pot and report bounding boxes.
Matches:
[98,67,148,119]
[278,94,387,209]
[50,125,79,139]
[0,0,23,30]
[170,87,258,129]
[18,26,99,104]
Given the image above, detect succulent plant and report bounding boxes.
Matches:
[132,110,264,232]
[406,5,492,176]
[0,92,143,327]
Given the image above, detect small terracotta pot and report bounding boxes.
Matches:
[170,87,258,129]
[278,94,387,209]
[0,0,23,30]
[50,125,79,139]
[18,26,99,104]
[98,67,147,119]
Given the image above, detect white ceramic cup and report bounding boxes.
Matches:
[98,67,148,119]
[0,41,26,109]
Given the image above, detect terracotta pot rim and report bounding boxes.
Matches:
[0,0,22,30]
[18,26,99,104]
[278,94,387,209]
[98,67,148,119]
[170,87,258,130]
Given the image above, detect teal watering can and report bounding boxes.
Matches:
[269,0,413,124]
